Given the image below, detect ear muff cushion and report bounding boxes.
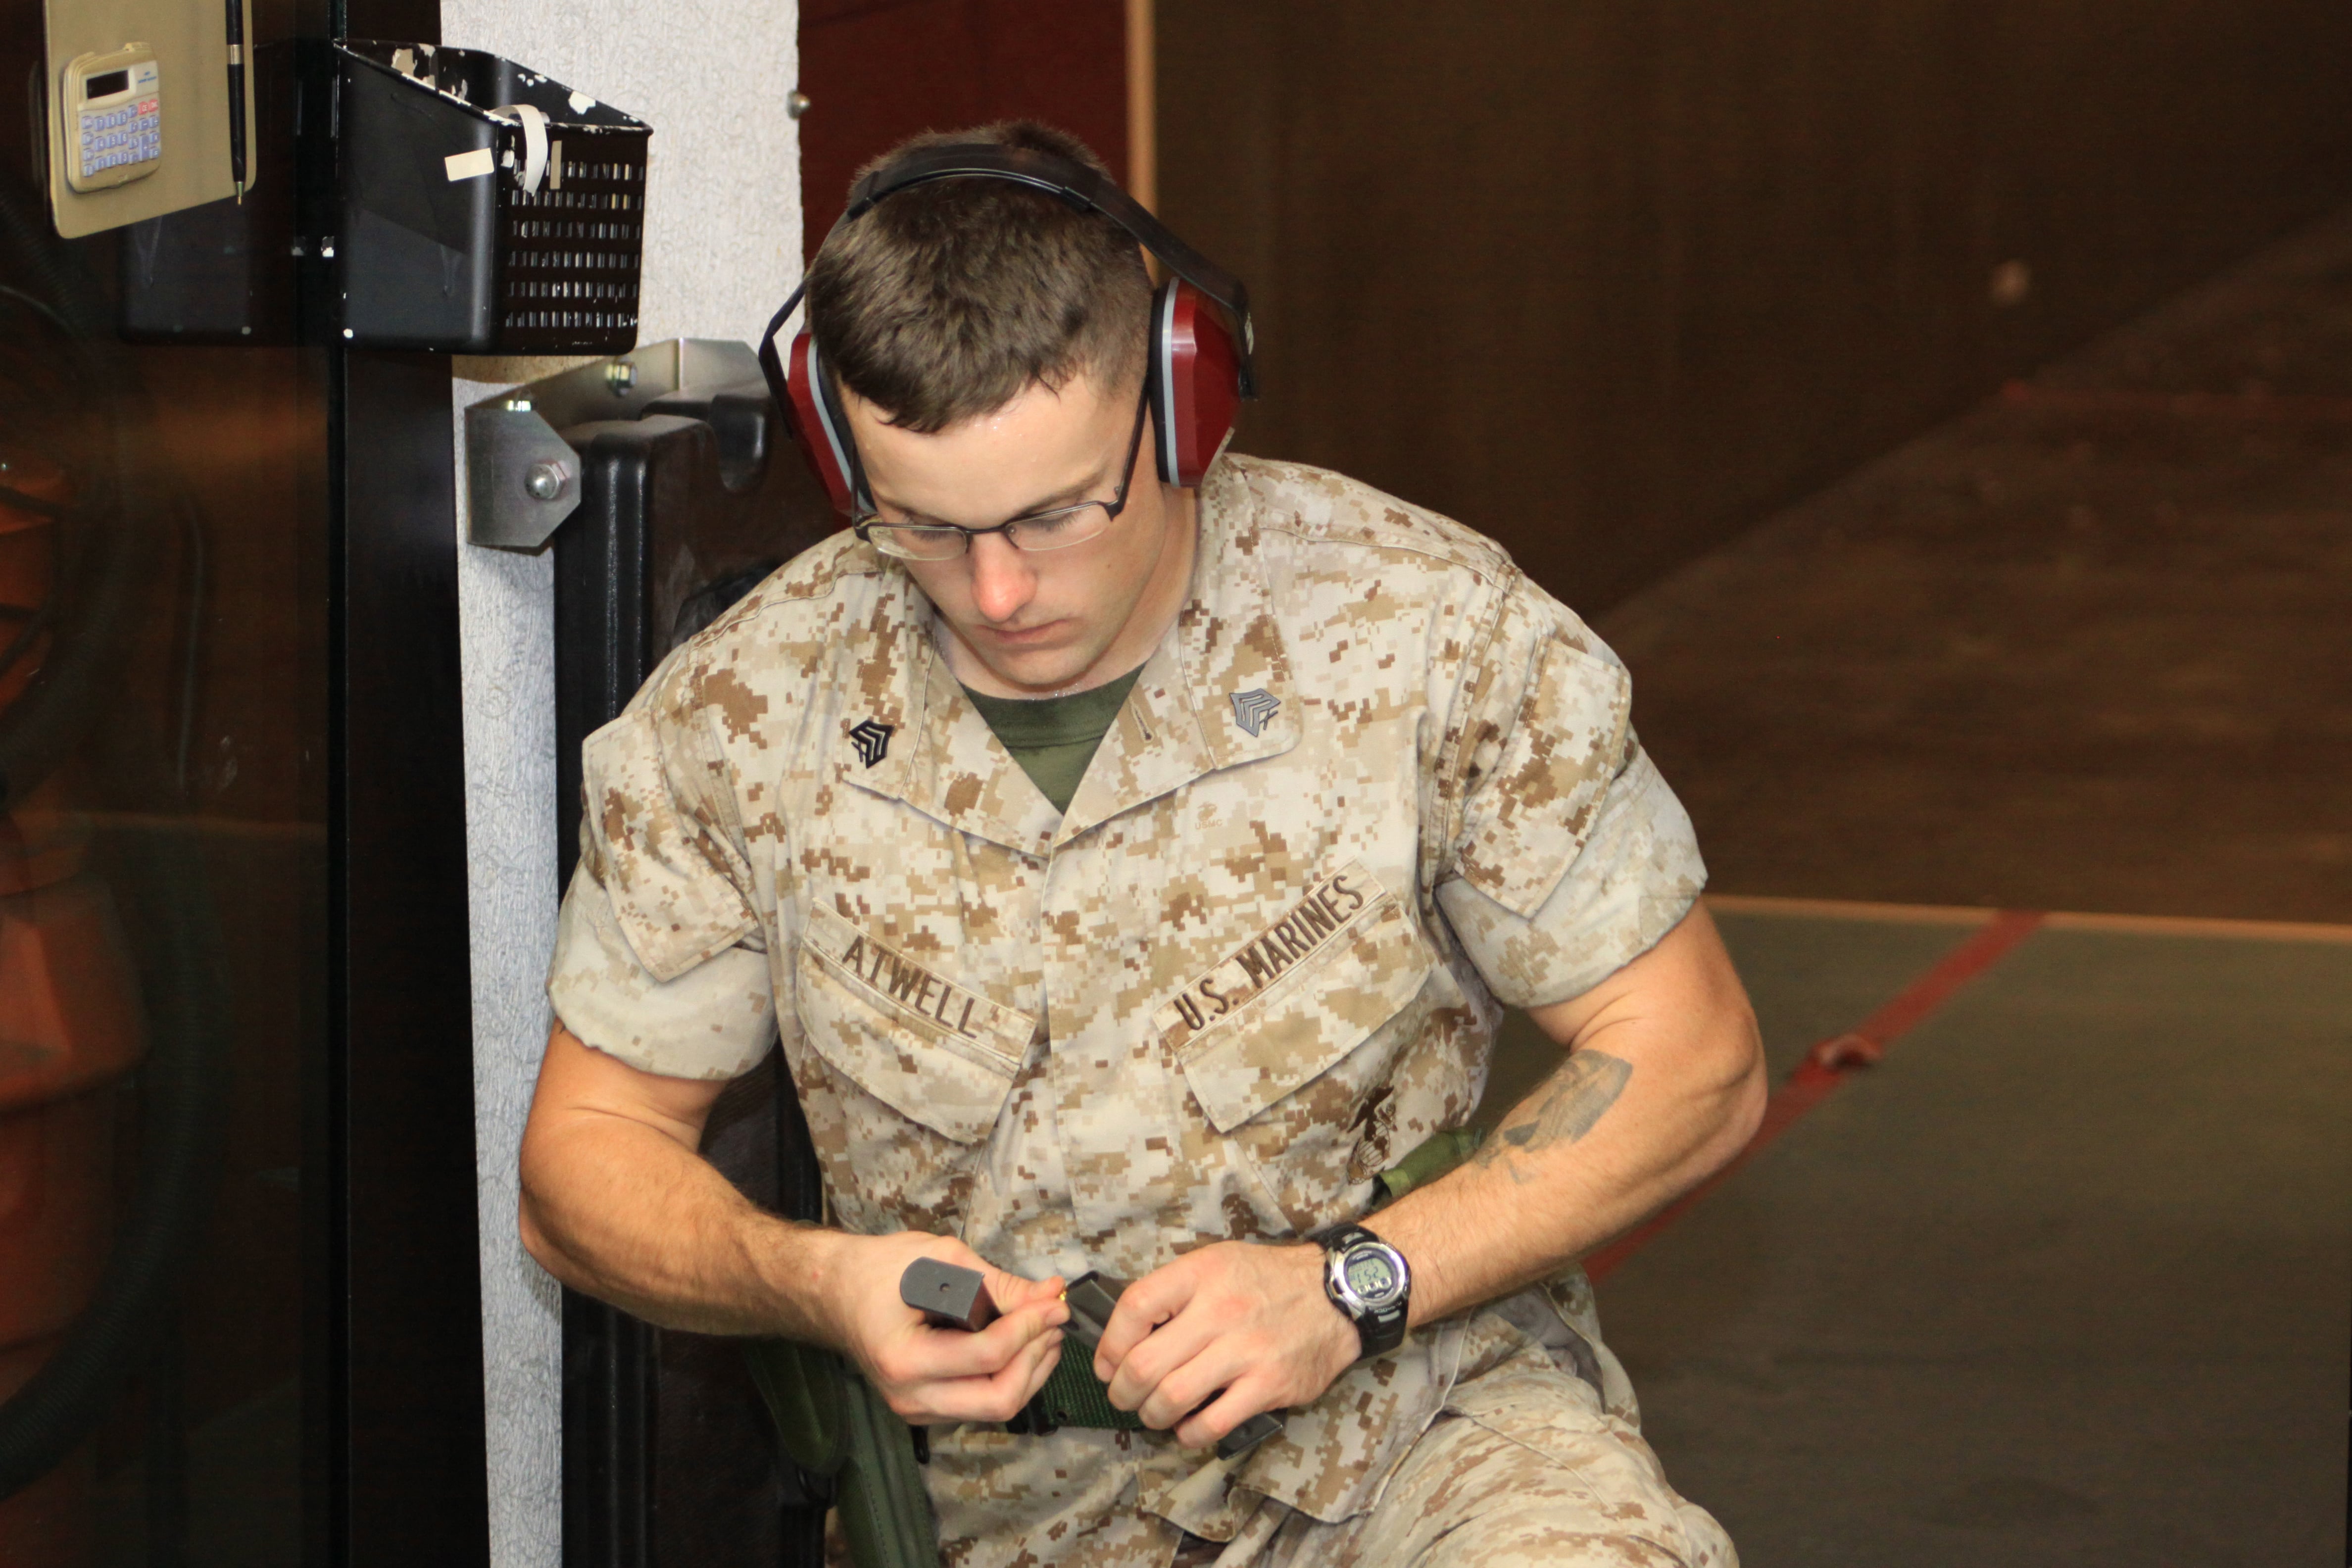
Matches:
[785,332,858,516]
[1152,279,1242,488]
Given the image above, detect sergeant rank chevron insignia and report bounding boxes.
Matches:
[848,719,894,768]
[1229,688,1279,737]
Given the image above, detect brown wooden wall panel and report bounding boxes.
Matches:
[1156,1,2352,612]
[799,0,1128,258]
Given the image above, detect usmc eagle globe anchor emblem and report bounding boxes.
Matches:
[1229,688,1279,737]
[848,719,894,768]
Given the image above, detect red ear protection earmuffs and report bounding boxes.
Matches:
[759,143,1257,516]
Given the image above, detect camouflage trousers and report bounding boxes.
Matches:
[1179,1342,1736,1568]
[920,1302,1735,1568]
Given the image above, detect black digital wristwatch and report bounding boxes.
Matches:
[1311,1222,1412,1360]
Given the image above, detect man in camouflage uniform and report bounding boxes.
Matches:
[520,122,1764,1567]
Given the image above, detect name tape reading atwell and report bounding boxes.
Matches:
[803,905,1033,1059]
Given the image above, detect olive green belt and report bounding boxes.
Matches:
[1010,1297,1140,1434]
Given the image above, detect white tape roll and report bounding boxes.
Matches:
[491,103,552,195]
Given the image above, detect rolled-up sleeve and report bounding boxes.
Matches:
[547,691,777,1081]
[1435,580,1707,1009]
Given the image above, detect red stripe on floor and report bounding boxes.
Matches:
[1583,908,2046,1284]
[1998,380,2352,421]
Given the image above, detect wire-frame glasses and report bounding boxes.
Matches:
[852,379,1152,561]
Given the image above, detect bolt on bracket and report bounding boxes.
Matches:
[466,396,580,549]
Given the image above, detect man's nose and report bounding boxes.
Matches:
[967,532,1038,623]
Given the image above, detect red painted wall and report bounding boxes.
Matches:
[798,0,1129,260]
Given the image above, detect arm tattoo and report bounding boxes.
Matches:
[1473,1050,1632,1183]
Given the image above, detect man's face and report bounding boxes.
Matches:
[844,371,1190,697]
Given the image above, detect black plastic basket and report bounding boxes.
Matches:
[337,41,649,354]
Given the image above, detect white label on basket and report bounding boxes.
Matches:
[492,103,551,194]
[444,147,495,182]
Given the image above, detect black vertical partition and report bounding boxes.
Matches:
[327,343,491,1566]
[315,0,500,1557]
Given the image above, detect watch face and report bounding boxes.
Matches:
[1343,1245,1400,1303]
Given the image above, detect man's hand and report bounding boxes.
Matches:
[1093,1241,1357,1449]
[522,1024,1070,1425]
[828,1231,1070,1425]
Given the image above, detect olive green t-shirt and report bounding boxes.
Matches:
[961,666,1146,814]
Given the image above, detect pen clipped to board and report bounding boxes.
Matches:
[223,0,245,198]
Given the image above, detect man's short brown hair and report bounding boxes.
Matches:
[804,121,1153,433]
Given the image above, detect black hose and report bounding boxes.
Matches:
[0,173,232,1501]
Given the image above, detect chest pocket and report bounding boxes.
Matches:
[1160,863,1436,1235]
[791,905,1034,1233]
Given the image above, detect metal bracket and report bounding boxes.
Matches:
[463,339,767,550]
[465,398,580,549]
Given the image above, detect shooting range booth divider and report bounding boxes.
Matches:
[521,341,837,1566]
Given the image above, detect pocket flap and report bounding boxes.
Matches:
[1167,879,1433,1134]
[794,908,1030,1145]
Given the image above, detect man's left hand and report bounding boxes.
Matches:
[1093,1241,1359,1450]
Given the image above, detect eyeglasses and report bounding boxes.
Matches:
[852,380,1152,562]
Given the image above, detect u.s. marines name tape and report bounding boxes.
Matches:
[1153,860,1383,1050]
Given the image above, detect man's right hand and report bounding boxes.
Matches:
[522,1024,1067,1424]
[823,1231,1069,1425]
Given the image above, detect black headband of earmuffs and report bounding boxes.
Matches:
[758,142,1259,417]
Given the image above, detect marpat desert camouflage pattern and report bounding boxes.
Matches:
[548,455,1729,1565]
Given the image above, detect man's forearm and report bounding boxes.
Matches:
[519,1109,847,1344]
[1374,1032,1760,1327]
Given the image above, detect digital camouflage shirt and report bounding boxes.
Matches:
[547,454,1709,1563]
